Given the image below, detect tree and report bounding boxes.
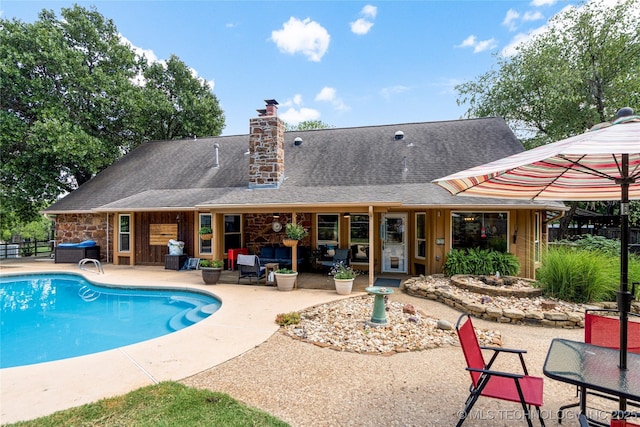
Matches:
[140,55,225,141]
[285,120,334,131]
[0,5,225,224]
[455,0,640,239]
[457,0,640,148]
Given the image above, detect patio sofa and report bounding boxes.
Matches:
[55,240,100,263]
[259,245,305,269]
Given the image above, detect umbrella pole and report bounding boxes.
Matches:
[617,154,633,411]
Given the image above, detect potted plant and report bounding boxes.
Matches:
[274,267,298,291]
[199,226,213,240]
[283,223,308,247]
[330,261,359,295]
[200,259,223,285]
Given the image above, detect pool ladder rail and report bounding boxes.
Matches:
[78,258,104,274]
[78,285,101,302]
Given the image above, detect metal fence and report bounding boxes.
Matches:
[0,240,54,259]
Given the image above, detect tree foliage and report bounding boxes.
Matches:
[0,5,224,224]
[285,120,334,131]
[455,0,640,238]
[456,0,640,148]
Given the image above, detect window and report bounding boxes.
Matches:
[199,213,212,254]
[224,214,241,253]
[349,214,369,263]
[452,212,508,252]
[317,214,339,261]
[118,214,131,252]
[415,213,426,259]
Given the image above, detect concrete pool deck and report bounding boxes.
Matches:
[0,258,362,424]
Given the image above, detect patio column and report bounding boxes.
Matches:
[369,205,374,286]
[291,212,298,273]
[212,212,222,262]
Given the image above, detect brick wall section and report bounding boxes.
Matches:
[248,114,285,188]
[55,213,110,262]
[243,214,311,254]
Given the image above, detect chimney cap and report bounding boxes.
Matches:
[256,108,267,116]
[265,99,279,106]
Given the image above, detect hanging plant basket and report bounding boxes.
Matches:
[283,238,299,247]
[200,233,213,240]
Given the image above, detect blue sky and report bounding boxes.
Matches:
[3,0,583,136]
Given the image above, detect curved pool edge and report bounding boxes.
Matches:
[0,261,351,424]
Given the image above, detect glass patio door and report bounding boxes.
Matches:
[381,213,407,273]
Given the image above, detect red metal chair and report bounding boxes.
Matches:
[455,314,545,427]
[558,309,640,425]
[611,411,640,426]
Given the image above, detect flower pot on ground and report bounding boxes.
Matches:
[330,261,359,295]
[199,226,213,241]
[274,268,298,291]
[200,259,223,285]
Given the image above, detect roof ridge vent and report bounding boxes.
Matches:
[394,131,405,140]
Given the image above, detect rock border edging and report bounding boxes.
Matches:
[403,276,584,328]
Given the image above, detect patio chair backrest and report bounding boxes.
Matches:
[585,311,640,354]
[456,314,485,387]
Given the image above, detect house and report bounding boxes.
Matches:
[45,99,564,281]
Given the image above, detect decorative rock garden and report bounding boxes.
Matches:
[404,274,586,328]
[280,294,503,354]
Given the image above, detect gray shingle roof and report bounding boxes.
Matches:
[46,117,561,213]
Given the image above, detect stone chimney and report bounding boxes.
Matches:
[249,99,285,189]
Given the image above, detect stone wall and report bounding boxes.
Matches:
[243,213,311,254]
[55,213,110,262]
[404,276,585,328]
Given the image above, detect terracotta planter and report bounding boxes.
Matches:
[201,267,222,285]
[334,278,354,295]
[283,238,299,248]
[274,272,298,291]
[199,233,212,240]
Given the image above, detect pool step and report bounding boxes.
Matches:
[167,297,218,331]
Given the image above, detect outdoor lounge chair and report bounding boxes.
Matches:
[237,254,266,285]
[321,248,351,270]
[557,309,640,425]
[455,313,545,427]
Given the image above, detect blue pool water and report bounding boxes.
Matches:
[0,273,221,368]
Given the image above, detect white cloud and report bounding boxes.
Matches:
[351,18,374,35]
[315,87,336,102]
[474,38,497,53]
[458,35,477,48]
[271,17,330,62]
[503,9,520,31]
[315,87,350,112]
[350,5,377,35]
[456,35,497,53]
[279,107,321,124]
[501,28,545,56]
[523,11,544,21]
[530,0,556,6]
[380,85,410,99]
[120,34,158,63]
[282,94,304,107]
[362,4,377,18]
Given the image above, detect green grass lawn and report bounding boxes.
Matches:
[6,382,289,427]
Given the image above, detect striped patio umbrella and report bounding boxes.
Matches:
[433,110,640,373]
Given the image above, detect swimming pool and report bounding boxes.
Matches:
[0,273,221,368]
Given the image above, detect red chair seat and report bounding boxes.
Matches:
[481,374,544,407]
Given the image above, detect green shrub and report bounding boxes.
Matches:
[275,311,300,326]
[554,234,620,256]
[536,246,617,303]
[443,248,519,277]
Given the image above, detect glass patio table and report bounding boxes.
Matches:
[543,338,640,418]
